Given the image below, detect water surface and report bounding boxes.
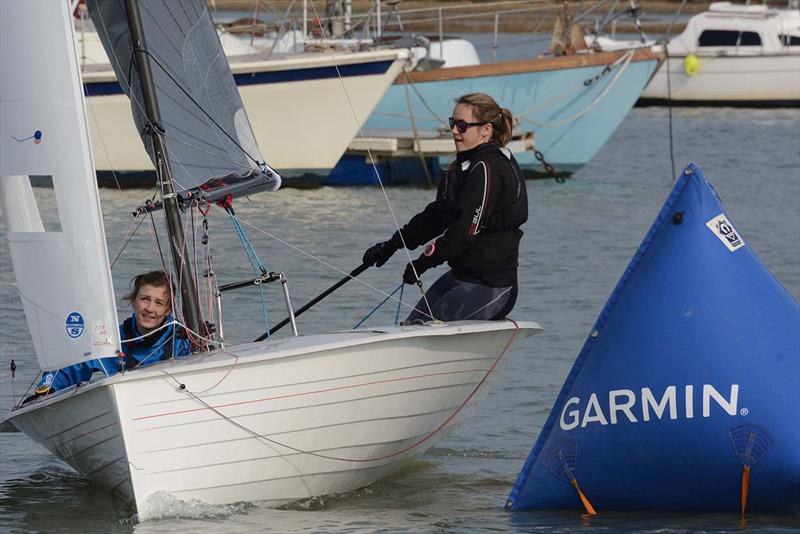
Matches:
[1,104,799,532]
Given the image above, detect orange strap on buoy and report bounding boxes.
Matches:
[570,478,597,515]
[729,423,776,520]
[741,465,751,519]
[546,445,598,516]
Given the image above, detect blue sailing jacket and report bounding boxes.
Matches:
[35,315,191,394]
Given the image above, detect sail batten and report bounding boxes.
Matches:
[87,0,281,201]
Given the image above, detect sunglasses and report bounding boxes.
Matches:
[448,117,488,134]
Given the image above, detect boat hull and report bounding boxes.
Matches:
[84,50,409,183]
[364,50,661,176]
[640,53,800,105]
[7,320,539,519]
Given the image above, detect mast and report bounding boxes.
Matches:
[124,0,204,349]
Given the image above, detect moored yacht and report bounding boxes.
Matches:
[590,2,800,105]
[75,17,411,185]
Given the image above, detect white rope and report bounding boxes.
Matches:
[517,49,635,128]
[379,49,634,135]
[118,319,181,345]
[517,49,633,118]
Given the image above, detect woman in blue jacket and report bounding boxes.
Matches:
[33,271,191,396]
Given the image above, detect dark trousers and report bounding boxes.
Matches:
[406,270,518,323]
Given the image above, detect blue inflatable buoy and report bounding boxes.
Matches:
[507,164,799,515]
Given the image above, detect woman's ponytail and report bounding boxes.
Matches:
[454,93,514,148]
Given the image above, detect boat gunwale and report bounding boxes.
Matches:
[4,319,541,419]
[395,48,663,84]
[81,48,411,83]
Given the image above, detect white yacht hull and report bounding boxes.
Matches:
[84,50,409,180]
[642,53,800,103]
[6,320,539,519]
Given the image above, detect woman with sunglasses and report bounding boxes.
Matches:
[363,93,528,323]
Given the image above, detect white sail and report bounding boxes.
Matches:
[0,0,119,370]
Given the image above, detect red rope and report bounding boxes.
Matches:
[344,319,521,463]
[135,320,521,464]
[187,350,239,395]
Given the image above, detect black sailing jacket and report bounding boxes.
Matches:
[398,143,528,287]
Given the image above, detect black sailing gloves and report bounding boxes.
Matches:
[403,242,438,284]
[402,256,435,285]
[362,232,404,268]
[364,232,438,284]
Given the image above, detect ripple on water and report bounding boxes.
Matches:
[0,105,798,532]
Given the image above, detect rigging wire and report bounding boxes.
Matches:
[70,4,124,192]
[308,0,435,321]
[666,47,677,182]
[84,96,124,191]
[662,0,688,182]
[109,215,146,269]
[94,2,436,329]
[225,205,433,321]
[136,49,266,170]
[93,5,263,203]
[145,209,192,351]
[353,282,405,329]
[225,206,272,334]
[395,283,405,325]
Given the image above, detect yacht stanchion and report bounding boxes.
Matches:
[278,273,299,336]
[255,263,369,341]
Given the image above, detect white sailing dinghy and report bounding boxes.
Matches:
[0,0,540,519]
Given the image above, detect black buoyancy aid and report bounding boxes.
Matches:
[121,317,176,368]
[483,148,528,233]
[444,145,527,233]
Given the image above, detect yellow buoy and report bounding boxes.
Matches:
[684,53,699,76]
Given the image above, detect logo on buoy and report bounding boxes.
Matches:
[559,384,740,431]
[66,312,85,338]
[706,213,744,252]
